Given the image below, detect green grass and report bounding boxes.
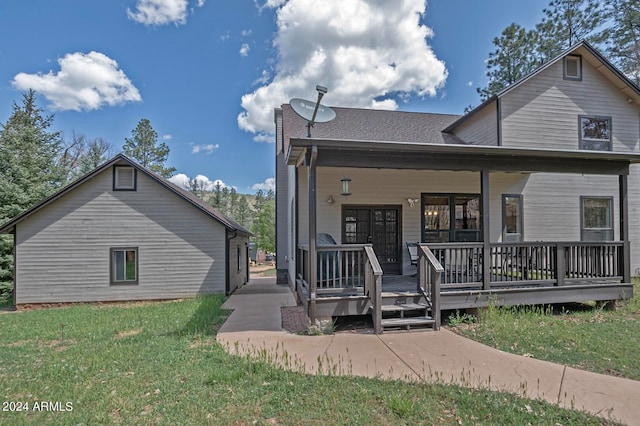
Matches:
[449,281,640,381]
[0,297,615,425]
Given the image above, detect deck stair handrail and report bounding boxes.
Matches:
[417,244,443,330]
[363,245,384,333]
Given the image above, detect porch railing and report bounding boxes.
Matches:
[417,244,443,330]
[364,246,383,333]
[296,243,381,323]
[297,244,370,294]
[425,241,624,289]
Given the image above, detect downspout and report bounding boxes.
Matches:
[225,230,238,296]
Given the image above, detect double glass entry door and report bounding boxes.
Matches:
[342,206,402,275]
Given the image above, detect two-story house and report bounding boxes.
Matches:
[274,41,640,331]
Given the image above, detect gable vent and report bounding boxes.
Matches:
[114,166,136,190]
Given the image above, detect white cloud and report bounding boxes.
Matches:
[241,29,253,37]
[163,134,173,140]
[127,0,203,26]
[252,177,275,192]
[168,173,233,191]
[239,43,250,57]
[191,143,220,154]
[466,81,473,87]
[168,173,190,189]
[12,51,141,111]
[239,0,447,140]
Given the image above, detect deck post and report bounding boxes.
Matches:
[481,170,491,290]
[620,172,631,283]
[308,146,318,324]
[556,243,565,286]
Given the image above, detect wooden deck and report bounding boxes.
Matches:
[295,242,634,331]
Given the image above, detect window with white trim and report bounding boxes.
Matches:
[581,197,613,241]
[579,116,612,151]
[114,166,137,190]
[111,248,138,284]
[564,55,582,80]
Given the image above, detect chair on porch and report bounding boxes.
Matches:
[406,242,419,267]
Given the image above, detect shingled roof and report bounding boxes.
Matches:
[282,104,464,145]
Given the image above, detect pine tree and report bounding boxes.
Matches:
[605,0,640,84]
[0,90,65,301]
[535,0,607,62]
[478,24,539,101]
[123,119,176,177]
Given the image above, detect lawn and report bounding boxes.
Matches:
[449,281,640,381]
[0,297,614,425]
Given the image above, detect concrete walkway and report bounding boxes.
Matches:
[217,276,640,425]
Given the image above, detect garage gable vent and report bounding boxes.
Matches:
[114,166,137,191]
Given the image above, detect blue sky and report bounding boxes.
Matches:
[0,0,548,193]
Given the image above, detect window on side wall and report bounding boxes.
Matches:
[237,245,242,272]
[111,248,138,284]
[564,55,582,80]
[113,166,137,191]
[581,197,613,241]
[579,116,611,151]
[503,194,523,242]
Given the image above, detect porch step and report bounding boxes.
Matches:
[381,316,435,330]
[381,291,424,305]
[380,303,428,312]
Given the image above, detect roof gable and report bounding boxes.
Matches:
[445,41,640,133]
[0,154,251,236]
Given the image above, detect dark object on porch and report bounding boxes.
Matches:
[317,233,339,283]
[407,242,419,266]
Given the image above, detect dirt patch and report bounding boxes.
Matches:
[115,329,143,338]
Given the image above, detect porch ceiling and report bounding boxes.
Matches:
[287,138,640,175]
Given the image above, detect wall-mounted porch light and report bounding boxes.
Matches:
[407,198,419,207]
[326,195,334,204]
[341,177,351,196]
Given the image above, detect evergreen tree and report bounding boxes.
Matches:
[252,201,275,253]
[123,118,176,177]
[229,187,239,219]
[212,181,223,209]
[536,0,606,62]
[79,137,112,174]
[477,0,608,101]
[0,90,65,301]
[236,195,250,227]
[605,0,640,84]
[477,24,539,101]
[0,90,65,221]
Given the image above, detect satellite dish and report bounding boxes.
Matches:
[290,98,336,123]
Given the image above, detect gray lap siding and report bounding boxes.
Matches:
[14,169,227,304]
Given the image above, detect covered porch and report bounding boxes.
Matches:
[287,139,637,332]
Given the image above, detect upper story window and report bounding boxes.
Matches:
[564,55,582,81]
[579,116,612,151]
[113,166,137,191]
